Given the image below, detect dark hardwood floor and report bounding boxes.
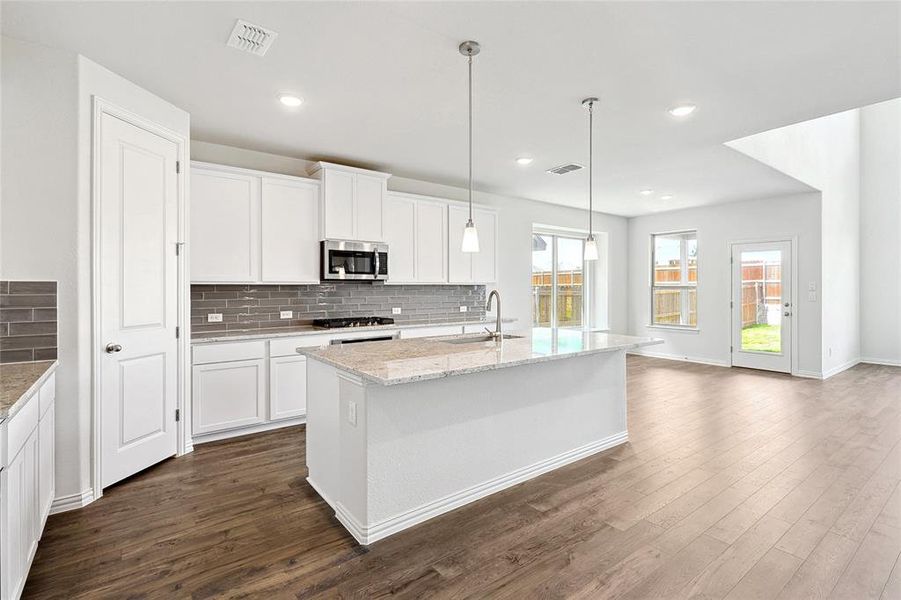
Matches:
[24,357,901,599]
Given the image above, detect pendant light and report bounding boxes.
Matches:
[582,97,599,261]
[460,40,480,253]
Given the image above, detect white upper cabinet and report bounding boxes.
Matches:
[311,162,390,242]
[448,204,498,284]
[383,193,417,283]
[190,163,320,284]
[261,177,319,283]
[191,168,260,282]
[415,197,448,283]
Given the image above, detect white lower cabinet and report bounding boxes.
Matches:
[269,355,308,421]
[1,368,56,600]
[192,359,267,435]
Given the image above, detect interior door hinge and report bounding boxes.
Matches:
[176,326,180,339]
[176,160,181,174]
[175,409,180,422]
[730,300,733,309]
[176,242,184,256]
[730,345,733,353]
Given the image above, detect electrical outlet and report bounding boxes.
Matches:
[207,313,223,323]
[460,306,468,313]
[808,291,817,302]
[347,400,357,426]
[392,307,402,315]
[280,310,293,319]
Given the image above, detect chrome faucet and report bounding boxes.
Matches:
[486,289,502,339]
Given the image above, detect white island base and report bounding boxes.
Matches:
[305,345,631,545]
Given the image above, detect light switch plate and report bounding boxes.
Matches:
[460,306,468,313]
[808,281,817,291]
[347,400,357,426]
[280,310,293,319]
[392,307,402,315]
[207,313,223,323]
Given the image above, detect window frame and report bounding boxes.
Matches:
[649,230,699,330]
[531,230,591,329]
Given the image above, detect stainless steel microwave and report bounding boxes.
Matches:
[320,240,389,281]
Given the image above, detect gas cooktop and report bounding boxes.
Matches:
[311,316,396,329]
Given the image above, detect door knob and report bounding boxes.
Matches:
[783,312,791,317]
[105,343,123,353]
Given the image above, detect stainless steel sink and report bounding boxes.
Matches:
[442,334,524,344]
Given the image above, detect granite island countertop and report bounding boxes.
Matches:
[191,318,518,344]
[297,328,662,386]
[1,360,58,420]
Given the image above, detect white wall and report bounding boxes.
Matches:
[727,110,861,376]
[191,141,630,333]
[1,36,190,502]
[860,98,901,365]
[627,193,823,375]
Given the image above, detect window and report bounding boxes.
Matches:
[651,231,697,327]
[532,232,587,328]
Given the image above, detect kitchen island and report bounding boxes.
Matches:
[299,328,661,544]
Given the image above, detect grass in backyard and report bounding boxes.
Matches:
[741,324,781,353]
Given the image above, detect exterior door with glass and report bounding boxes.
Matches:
[731,241,792,373]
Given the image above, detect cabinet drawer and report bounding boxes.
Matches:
[270,336,332,357]
[7,390,39,462]
[193,340,266,365]
[39,372,56,417]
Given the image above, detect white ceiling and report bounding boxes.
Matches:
[3,1,899,216]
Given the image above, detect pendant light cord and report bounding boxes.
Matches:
[468,52,473,222]
[588,100,593,237]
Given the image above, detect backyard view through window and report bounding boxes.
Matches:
[651,231,697,327]
[739,250,782,353]
[532,233,585,328]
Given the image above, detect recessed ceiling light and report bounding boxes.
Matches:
[668,104,696,117]
[660,194,674,200]
[278,94,304,107]
[639,189,654,196]
[516,157,534,165]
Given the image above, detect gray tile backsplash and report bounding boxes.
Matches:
[191,282,486,333]
[0,281,58,363]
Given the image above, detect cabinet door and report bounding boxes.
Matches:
[447,204,472,283]
[471,208,497,283]
[322,169,355,240]
[416,199,448,283]
[355,174,385,241]
[383,194,416,283]
[4,440,27,597]
[269,355,308,421]
[192,359,267,435]
[191,169,260,282]
[261,178,320,283]
[38,403,55,525]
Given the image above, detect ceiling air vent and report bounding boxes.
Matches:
[546,163,584,175]
[226,19,278,57]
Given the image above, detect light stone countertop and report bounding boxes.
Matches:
[191,318,517,344]
[0,360,58,421]
[298,328,663,386]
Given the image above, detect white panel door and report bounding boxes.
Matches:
[471,208,497,283]
[270,355,308,420]
[100,113,179,488]
[416,199,448,283]
[447,204,472,283]
[192,360,267,434]
[355,174,385,241]
[383,194,416,283]
[190,168,260,282]
[38,403,55,523]
[261,177,319,283]
[731,241,793,373]
[322,169,355,239]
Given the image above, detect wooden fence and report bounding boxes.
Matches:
[532,270,583,326]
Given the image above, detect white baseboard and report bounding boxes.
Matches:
[860,357,901,367]
[627,350,730,368]
[822,358,861,380]
[327,431,628,545]
[50,488,95,514]
[794,369,824,379]
[192,416,305,445]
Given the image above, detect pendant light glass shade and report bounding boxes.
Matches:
[460,41,481,253]
[462,219,480,253]
[584,235,599,261]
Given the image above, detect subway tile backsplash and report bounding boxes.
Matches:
[191,282,486,334]
[0,281,58,363]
